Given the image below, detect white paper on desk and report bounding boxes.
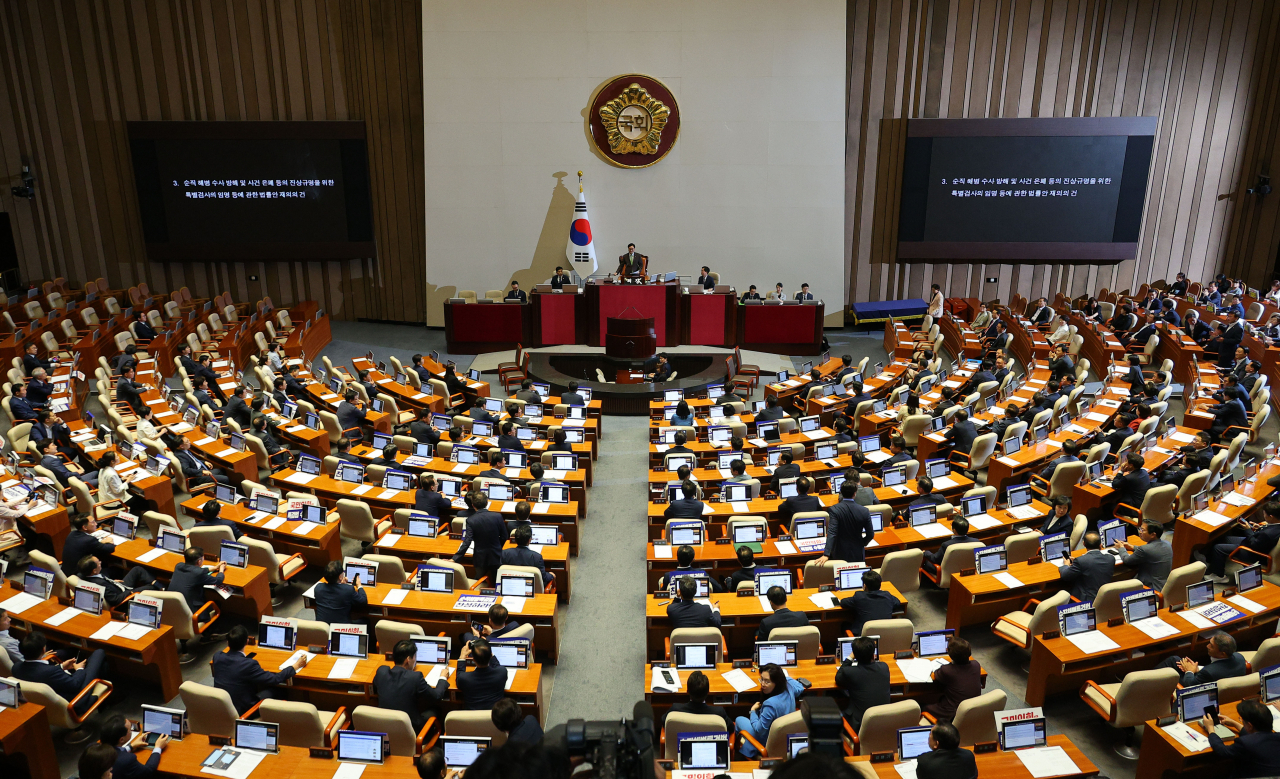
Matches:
[804,430,828,440]
[897,657,944,683]
[1161,722,1211,753]
[532,503,551,514]
[1222,492,1257,508]
[375,533,400,548]
[200,746,267,779]
[774,541,797,555]
[284,472,317,485]
[888,761,917,779]
[262,517,287,530]
[748,438,767,448]
[0,592,44,614]
[720,667,758,693]
[503,596,527,614]
[808,592,839,610]
[1042,439,1063,450]
[932,476,958,490]
[247,511,271,523]
[136,547,168,563]
[281,649,317,670]
[864,450,891,464]
[547,470,567,480]
[424,664,451,686]
[996,456,1021,467]
[1229,594,1265,613]
[1178,609,1216,630]
[214,449,238,458]
[1065,630,1121,654]
[373,489,398,500]
[505,666,518,690]
[993,572,1025,589]
[116,623,153,641]
[650,667,682,692]
[966,514,1002,531]
[701,504,715,515]
[653,544,673,559]
[916,523,951,539]
[328,658,359,679]
[451,463,470,473]
[1084,412,1110,423]
[349,485,373,496]
[1014,746,1080,778]
[90,621,126,641]
[1131,617,1180,639]
[925,432,946,442]
[1192,509,1234,527]
[332,762,366,779]
[45,607,84,626]
[730,502,750,513]
[193,437,216,446]
[381,589,408,606]
[1169,431,1196,443]
[757,595,772,612]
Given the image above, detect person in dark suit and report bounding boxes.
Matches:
[909,477,946,510]
[335,390,368,439]
[194,499,242,541]
[102,715,168,779]
[1160,430,1214,486]
[167,546,227,641]
[835,355,857,381]
[1184,310,1212,344]
[414,474,454,520]
[496,421,524,453]
[1047,344,1075,383]
[371,443,401,469]
[269,376,291,410]
[561,381,586,407]
[666,576,721,628]
[756,395,786,421]
[923,638,983,723]
[778,476,821,525]
[835,636,890,731]
[942,409,978,454]
[921,517,978,576]
[77,555,158,608]
[1040,496,1075,538]
[839,570,899,636]
[664,670,731,730]
[456,638,507,710]
[406,407,441,448]
[882,436,912,469]
[468,398,495,423]
[915,723,977,779]
[549,266,572,290]
[1220,311,1245,369]
[663,480,706,519]
[222,386,253,430]
[1058,532,1113,601]
[1110,452,1151,512]
[1207,500,1280,581]
[739,285,762,303]
[14,631,106,714]
[504,281,527,303]
[723,546,758,593]
[114,345,140,375]
[410,354,434,386]
[818,483,877,564]
[1115,519,1173,590]
[1203,697,1280,779]
[617,243,646,277]
[794,283,815,301]
[25,369,54,407]
[190,376,220,412]
[172,438,229,488]
[657,545,723,593]
[1160,298,1182,326]
[212,625,306,713]
[1123,311,1158,349]
[8,383,38,422]
[59,514,117,575]
[985,321,1010,355]
[907,358,934,391]
[696,266,716,290]
[1038,439,1082,481]
[112,366,146,415]
[1027,297,1052,325]
[491,697,544,745]
[961,363,997,396]
[513,379,542,405]
[453,493,509,582]
[22,342,52,376]
[648,355,672,383]
[1157,631,1247,686]
[37,437,98,487]
[756,585,808,641]
[1208,393,1249,443]
[768,450,801,495]
[442,364,469,400]
[176,344,200,377]
[374,640,451,733]
[501,524,552,586]
[314,560,368,624]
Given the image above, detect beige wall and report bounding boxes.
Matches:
[422,0,846,326]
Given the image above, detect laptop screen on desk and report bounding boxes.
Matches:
[793,518,824,542]
[1177,684,1218,722]
[336,731,386,765]
[141,705,185,740]
[754,641,797,667]
[1007,484,1032,508]
[235,720,278,753]
[916,629,953,657]
[412,637,451,666]
[530,525,558,546]
[73,586,102,616]
[442,737,489,769]
[329,631,369,659]
[836,635,878,663]
[128,599,162,629]
[1001,718,1047,750]
[754,569,792,594]
[1121,590,1158,623]
[499,573,535,598]
[541,484,570,504]
[975,545,1007,574]
[677,734,729,771]
[883,467,907,487]
[897,727,933,760]
[1187,580,1215,609]
[257,622,295,651]
[418,566,454,593]
[837,565,868,590]
[674,643,717,669]
[220,541,248,568]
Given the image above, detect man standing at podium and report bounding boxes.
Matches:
[617,243,646,278]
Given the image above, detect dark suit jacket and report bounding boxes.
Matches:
[943,420,978,453]
[10,396,37,421]
[314,581,367,624]
[769,462,801,494]
[1041,510,1074,537]
[668,701,732,731]
[13,657,99,704]
[779,494,821,525]
[211,650,296,714]
[698,274,716,290]
[1039,454,1080,481]
[506,714,544,744]
[916,747,978,779]
[113,745,161,779]
[834,660,891,729]
[1049,356,1075,382]
[61,529,116,574]
[825,500,876,562]
[757,607,809,641]
[504,290,527,303]
[839,590,899,636]
[194,517,242,541]
[664,498,706,519]
[85,573,132,608]
[1112,468,1151,508]
[42,453,79,487]
[1209,398,1248,437]
[549,274,572,290]
[175,450,207,480]
[456,658,507,709]
[926,534,979,566]
[29,421,68,444]
[223,397,252,430]
[168,562,224,612]
[561,391,586,407]
[454,510,508,571]
[336,402,366,433]
[414,489,454,519]
[666,599,721,629]
[26,379,53,406]
[1058,549,1114,601]
[373,664,450,732]
[1180,651,1248,687]
[501,545,551,584]
[23,353,52,376]
[756,407,786,421]
[1208,729,1280,778]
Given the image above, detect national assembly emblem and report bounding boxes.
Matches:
[588,75,680,168]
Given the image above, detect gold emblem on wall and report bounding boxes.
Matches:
[587,75,680,168]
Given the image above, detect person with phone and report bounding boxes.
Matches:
[101,715,168,779]
[1202,698,1280,778]
[313,560,367,625]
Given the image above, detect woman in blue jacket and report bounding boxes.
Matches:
[670,401,695,427]
[736,663,806,758]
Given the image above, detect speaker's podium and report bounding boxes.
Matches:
[605,308,656,359]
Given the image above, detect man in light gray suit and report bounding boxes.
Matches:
[1058,532,1114,602]
[1116,519,1173,591]
[724,459,753,485]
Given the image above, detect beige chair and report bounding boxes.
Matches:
[375,620,425,653]
[1030,461,1085,501]
[242,536,306,604]
[769,626,821,659]
[296,619,331,648]
[1119,482,1176,526]
[928,689,1006,746]
[801,558,848,589]
[1004,531,1041,565]
[154,590,220,663]
[739,709,807,758]
[921,541,983,588]
[992,590,1072,651]
[1217,672,1261,705]
[860,619,913,653]
[364,554,409,585]
[1159,562,1207,608]
[951,433,997,483]
[29,549,69,598]
[1081,667,1180,757]
[444,710,507,746]
[337,499,393,545]
[1243,636,1280,671]
[1175,470,1211,513]
[426,557,483,589]
[877,549,923,593]
[180,681,241,736]
[845,700,922,755]
[19,677,113,743]
[257,700,348,748]
[352,705,432,756]
[140,510,182,538]
[1094,579,1144,623]
[663,712,727,759]
[187,524,235,550]
[496,563,548,594]
[668,627,727,663]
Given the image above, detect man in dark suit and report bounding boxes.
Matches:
[173,438,229,487]
[1048,345,1075,383]
[413,474,453,519]
[77,555,158,608]
[61,514,116,575]
[1058,532,1114,601]
[1184,310,1211,344]
[768,450,801,495]
[756,586,808,641]
[168,547,227,629]
[9,383,38,422]
[500,524,552,586]
[1116,520,1173,590]
[1220,311,1245,369]
[839,570,899,636]
[22,342,53,376]
[1158,631,1247,686]
[778,476,821,525]
[755,395,786,422]
[648,355,672,383]
[907,358,934,391]
[1208,392,1249,444]
[561,381,586,407]
[503,281,527,303]
[314,560,368,624]
[513,379,542,405]
[916,723,977,779]
[657,545,723,592]
[883,436,912,469]
[269,376,290,410]
[1027,297,1052,325]
[835,636,890,731]
[468,398,495,423]
[14,631,107,715]
[549,266,572,290]
[664,481,706,519]
[407,354,434,386]
[667,576,722,628]
[664,670,731,730]
[222,386,253,430]
[453,493,508,583]
[696,266,716,290]
[114,345,140,375]
[942,409,978,454]
[985,321,1010,355]
[794,283,815,301]
[1038,439,1082,481]
[374,640,451,733]
[102,714,167,779]
[739,285,762,303]
[476,450,510,483]
[492,697,544,745]
[617,243,646,277]
[921,517,978,576]
[456,638,507,710]
[1207,500,1280,581]
[1123,311,1158,349]
[961,362,997,395]
[191,376,219,412]
[835,355,857,381]
[723,546,758,593]
[1204,697,1280,778]
[818,483,876,564]
[495,421,524,453]
[194,499,242,541]
[932,387,958,419]
[1111,452,1151,509]
[26,369,54,407]
[406,407,441,448]
[113,366,146,415]
[335,390,368,439]
[1160,298,1182,326]
[212,625,306,713]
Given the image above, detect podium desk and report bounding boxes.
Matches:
[371,530,573,602]
[681,289,736,346]
[532,290,585,346]
[178,495,342,569]
[738,301,825,355]
[114,538,274,620]
[303,583,561,664]
[586,280,681,347]
[0,582,183,700]
[443,300,532,354]
[644,586,904,661]
[1025,580,1280,705]
[0,702,59,779]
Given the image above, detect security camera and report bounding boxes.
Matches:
[1247,174,1271,198]
[10,165,34,199]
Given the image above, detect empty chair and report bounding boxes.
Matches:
[443,710,507,746]
[375,620,425,653]
[667,627,726,663]
[296,619,331,648]
[663,711,728,759]
[859,619,913,653]
[1093,579,1143,623]
[153,590,220,664]
[1160,562,1207,608]
[769,626,822,660]
[1217,672,1261,705]
[991,590,1072,652]
[844,700,922,755]
[180,681,240,736]
[257,701,347,748]
[337,499,393,546]
[364,554,409,585]
[1242,636,1280,672]
[877,548,923,593]
[1080,667,1179,758]
[1003,531,1041,565]
[352,705,435,756]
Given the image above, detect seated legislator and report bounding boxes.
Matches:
[61,514,117,576]
[415,474,454,519]
[667,576,722,628]
[1038,439,1081,480]
[194,499,242,541]
[735,664,806,759]
[696,266,716,290]
[757,585,808,641]
[617,243,647,278]
[39,437,98,487]
[501,524,553,587]
[740,285,762,303]
[457,604,524,659]
[1207,501,1280,583]
[561,381,586,406]
[504,280,527,303]
[658,545,723,592]
[314,560,368,624]
[213,625,308,713]
[835,636,890,731]
[916,722,978,779]
[922,517,979,576]
[1058,532,1112,601]
[78,555,158,609]
[1156,631,1247,686]
[794,283,815,301]
[1040,496,1074,536]
[723,546,758,592]
[456,638,507,710]
[768,450,801,494]
[374,639,451,732]
[778,476,821,524]
[549,266,572,290]
[839,569,899,636]
[1202,697,1280,779]
[664,480,706,520]
[923,637,982,722]
[648,354,672,383]
[665,670,731,730]
[102,714,169,779]
[491,697,544,745]
[1114,519,1172,591]
[14,631,107,714]
[513,378,543,405]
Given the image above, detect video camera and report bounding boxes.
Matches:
[545,702,657,779]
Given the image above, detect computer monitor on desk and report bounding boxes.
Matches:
[1000,717,1047,750]
[336,731,388,765]
[916,629,953,657]
[677,734,730,771]
[753,569,792,595]
[754,640,797,667]
[329,630,369,659]
[674,643,718,669]
[897,726,933,760]
[1177,683,1218,722]
[257,621,296,651]
[411,637,451,665]
[442,737,489,770]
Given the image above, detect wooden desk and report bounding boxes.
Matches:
[0,582,183,699]
[372,530,573,602]
[1026,581,1280,705]
[1136,698,1241,779]
[178,496,341,569]
[0,702,59,779]
[114,538,274,620]
[1170,460,1280,568]
[303,583,561,664]
[644,586,905,661]
[155,736,379,779]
